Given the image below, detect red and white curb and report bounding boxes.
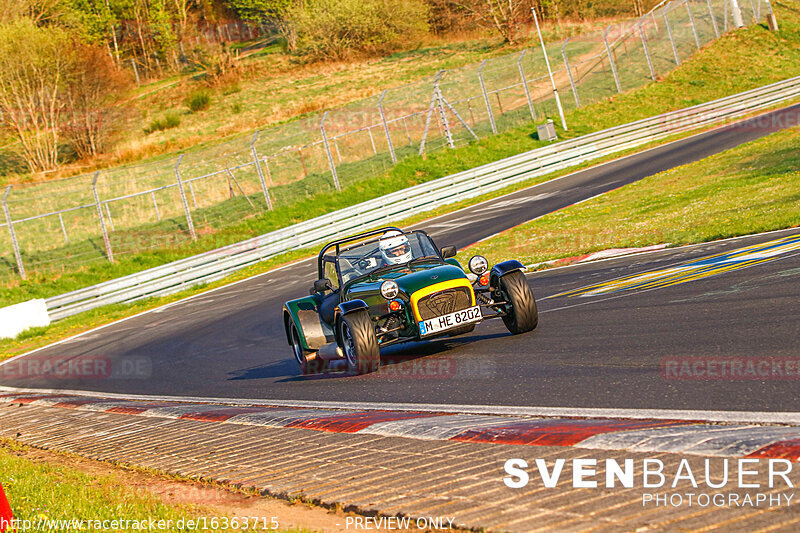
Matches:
[3,391,800,461]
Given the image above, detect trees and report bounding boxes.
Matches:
[0,0,65,25]
[287,0,429,60]
[225,0,291,23]
[0,19,71,172]
[0,19,131,171]
[62,43,133,158]
[455,0,532,45]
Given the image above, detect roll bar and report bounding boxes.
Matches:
[317,226,404,279]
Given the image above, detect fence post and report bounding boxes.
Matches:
[478,60,497,134]
[765,0,778,30]
[151,192,161,221]
[603,25,623,93]
[723,0,729,30]
[532,8,567,130]
[561,38,581,107]
[638,20,657,80]
[320,111,341,192]
[706,0,721,37]
[517,50,537,120]
[90,172,114,263]
[378,90,397,164]
[130,58,140,85]
[747,0,757,22]
[250,130,273,210]
[2,185,25,279]
[174,155,197,240]
[664,3,681,66]
[685,0,702,49]
[729,0,744,28]
[58,213,68,244]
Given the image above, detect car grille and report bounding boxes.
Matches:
[416,287,472,321]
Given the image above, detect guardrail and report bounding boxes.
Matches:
[43,75,800,321]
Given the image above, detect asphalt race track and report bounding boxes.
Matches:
[2,105,799,412]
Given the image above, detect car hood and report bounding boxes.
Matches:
[345,263,467,301]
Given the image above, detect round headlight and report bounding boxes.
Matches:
[468,255,489,275]
[380,280,399,299]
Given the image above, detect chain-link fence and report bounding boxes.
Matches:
[0,0,773,281]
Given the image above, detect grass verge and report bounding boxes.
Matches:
[0,438,306,532]
[464,125,800,265]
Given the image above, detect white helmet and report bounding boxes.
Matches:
[379,230,412,265]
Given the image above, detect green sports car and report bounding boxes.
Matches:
[282,227,538,375]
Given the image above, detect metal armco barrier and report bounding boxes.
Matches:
[43,76,800,321]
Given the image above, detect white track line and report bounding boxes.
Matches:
[532,226,800,279]
[1,385,799,425]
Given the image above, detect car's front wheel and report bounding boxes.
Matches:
[499,270,538,334]
[338,310,380,374]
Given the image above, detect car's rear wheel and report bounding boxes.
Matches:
[499,270,538,334]
[338,310,380,374]
[291,323,323,375]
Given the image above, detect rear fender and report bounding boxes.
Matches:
[283,295,334,351]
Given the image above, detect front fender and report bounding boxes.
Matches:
[490,260,526,287]
[337,299,368,318]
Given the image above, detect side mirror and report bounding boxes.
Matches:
[441,246,457,259]
[312,278,332,294]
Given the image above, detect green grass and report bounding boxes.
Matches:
[2,5,800,305]
[463,125,800,266]
[0,440,221,532]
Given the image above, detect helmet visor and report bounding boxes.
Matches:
[387,243,410,257]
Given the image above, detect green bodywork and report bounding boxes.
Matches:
[283,259,467,351]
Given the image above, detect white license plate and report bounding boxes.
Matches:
[419,306,482,336]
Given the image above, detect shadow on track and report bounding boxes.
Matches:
[228,332,509,382]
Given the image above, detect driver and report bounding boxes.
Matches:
[379,230,413,265]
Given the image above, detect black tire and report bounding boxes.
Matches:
[448,323,476,337]
[338,310,380,374]
[499,270,538,334]
[290,323,324,375]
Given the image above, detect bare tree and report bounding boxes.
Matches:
[0,19,70,172]
[62,43,133,159]
[0,0,63,24]
[456,0,530,44]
